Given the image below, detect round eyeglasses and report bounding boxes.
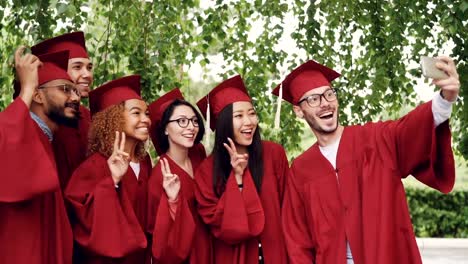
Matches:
[298,88,337,107]
[38,83,81,97]
[168,117,199,128]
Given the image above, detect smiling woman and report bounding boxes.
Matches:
[194,75,289,264]
[146,88,210,264]
[65,75,152,264]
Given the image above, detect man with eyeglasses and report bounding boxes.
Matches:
[0,47,79,264]
[274,59,459,264]
[30,31,93,190]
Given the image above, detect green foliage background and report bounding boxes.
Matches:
[0,0,466,159]
[406,188,468,237]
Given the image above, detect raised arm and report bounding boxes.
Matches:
[369,56,459,192]
[64,135,146,257]
[0,46,58,202]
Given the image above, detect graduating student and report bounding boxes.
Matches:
[275,59,459,264]
[194,75,289,264]
[65,75,152,263]
[31,31,93,190]
[0,47,80,264]
[147,88,211,263]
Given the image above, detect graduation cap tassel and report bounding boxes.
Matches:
[205,98,211,148]
[274,82,283,130]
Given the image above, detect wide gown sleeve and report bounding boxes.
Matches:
[64,154,147,258]
[0,98,59,202]
[372,101,455,193]
[194,159,265,245]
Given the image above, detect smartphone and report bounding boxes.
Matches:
[420,56,449,79]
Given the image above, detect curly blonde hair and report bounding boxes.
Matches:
[88,102,147,160]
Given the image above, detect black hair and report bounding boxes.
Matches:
[155,99,205,154]
[212,103,263,197]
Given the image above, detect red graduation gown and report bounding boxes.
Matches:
[195,141,289,264]
[148,144,212,263]
[65,152,152,264]
[0,98,73,264]
[282,101,455,264]
[53,105,91,190]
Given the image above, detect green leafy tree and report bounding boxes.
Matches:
[0,0,466,160]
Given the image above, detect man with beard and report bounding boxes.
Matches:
[31,31,93,190]
[274,59,459,264]
[0,47,80,263]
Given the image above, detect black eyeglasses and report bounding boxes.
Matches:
[298,88,337,107]
[38,84,81,97]
[168,117,199,128]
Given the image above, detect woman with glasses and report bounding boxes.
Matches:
[147,88,211,264]
[194,75,289,264]
[65,75,152,264]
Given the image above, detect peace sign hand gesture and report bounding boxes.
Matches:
[223,137,248,185]
[161,158,180,202]
[107,131,130,185]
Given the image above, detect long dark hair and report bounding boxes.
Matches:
[212,104,263,197]
[156,99,205,154]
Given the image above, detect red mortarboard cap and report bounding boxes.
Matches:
[31,31,88,59]
[148,88,185,154]
[14,50,71,99]
[38,50,72,86]
[89,75,141,115]
[272,60,340,104]
[197,75,251,130]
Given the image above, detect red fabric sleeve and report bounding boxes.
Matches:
[413,120,455,193]
[0,98,59,202]
[194,159,265,245]
[147,162,196,263]
[64,154,147,258]
[370,101,455,193]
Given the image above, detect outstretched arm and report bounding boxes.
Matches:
[371,56,459,192]
[432,56,460,126]
[14,46,42,108]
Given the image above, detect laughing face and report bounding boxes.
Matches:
[232,101,258,148]
[166,105,200,150]
[293,86,339,135]
[122,99,151,142]
[68,57,93,98]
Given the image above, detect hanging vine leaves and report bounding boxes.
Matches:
[0,0,466,159]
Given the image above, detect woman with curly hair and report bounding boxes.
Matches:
[194,75,289,264]
[146,88,211,264]
[65,75,152,264]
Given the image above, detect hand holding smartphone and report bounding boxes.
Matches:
[420,56,449,80]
